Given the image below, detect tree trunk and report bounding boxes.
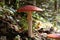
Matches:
[54,0,58,11]
[33,0,36,5]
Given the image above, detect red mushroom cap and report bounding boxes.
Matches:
[17,5,43,12]
[47,34,60,39]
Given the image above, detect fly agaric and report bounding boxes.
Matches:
[17,5,43,37]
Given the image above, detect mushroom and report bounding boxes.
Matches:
[17,5,43,37]
[47,34,60,40]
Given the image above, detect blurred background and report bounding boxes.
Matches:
[0,0,60,40]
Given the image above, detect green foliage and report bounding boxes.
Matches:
[20,16,28,30]
[0,2,4,7]
[17,12,28,30]
[32,12,40,20]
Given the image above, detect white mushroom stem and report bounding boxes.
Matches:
[27,11,33,37]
